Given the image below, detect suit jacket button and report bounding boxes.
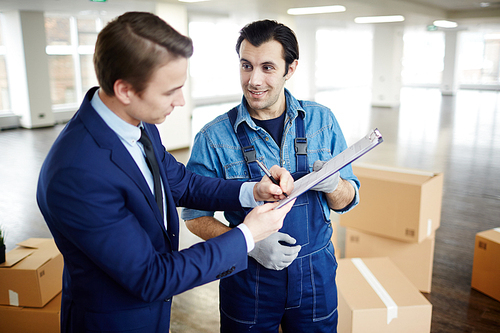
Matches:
[165,298,172,302]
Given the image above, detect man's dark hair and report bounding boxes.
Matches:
[94,11,193,96]
[236,19,299,75]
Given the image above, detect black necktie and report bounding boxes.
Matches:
[139,128,164,219]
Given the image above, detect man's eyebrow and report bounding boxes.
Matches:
[240,58,277,67]
[167,85,184,93]
[261,61,277,67]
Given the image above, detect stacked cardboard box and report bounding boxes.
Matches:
[471,228,500,302]
[344,228,435,293]
[331,219,341,258]
[337,257,432,333]
[339,164,443,294]
[0,292,61,333]
[0,238,63,332]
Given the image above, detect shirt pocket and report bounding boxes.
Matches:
[307,151,333,171]
[223,159,252,180]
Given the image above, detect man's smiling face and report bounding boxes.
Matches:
[239,39,295,119]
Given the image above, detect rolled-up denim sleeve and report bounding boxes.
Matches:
[181,207,215,221]
[328,112,360,214]
[333,179,360,214]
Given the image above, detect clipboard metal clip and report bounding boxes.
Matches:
[368,128,383,143]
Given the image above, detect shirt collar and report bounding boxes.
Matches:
[90,89,142,147]
[234,88,306,133]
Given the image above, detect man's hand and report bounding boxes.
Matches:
[254,165,294,202]
[243,199,295,243]
[249,232,301,270]
[310,160,340,193]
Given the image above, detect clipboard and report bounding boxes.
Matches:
[275,128,383,209]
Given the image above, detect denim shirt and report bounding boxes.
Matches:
[181,89,360,224]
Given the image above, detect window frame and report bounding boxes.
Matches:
[45,14,103,111]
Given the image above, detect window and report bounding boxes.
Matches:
[401,23,500,87]
[401,27,445,86]
[0,19,10,114]
[458,26,500,85]
[45,15,103,108]
[188,15,245,101]
[315,25,373,90]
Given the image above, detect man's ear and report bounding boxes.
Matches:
[113,79,134,105]
[285,59,298,80]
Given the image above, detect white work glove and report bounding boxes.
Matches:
[310,160,340,193]
[249,232,301,270]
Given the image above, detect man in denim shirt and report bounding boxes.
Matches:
[182,20,360,332]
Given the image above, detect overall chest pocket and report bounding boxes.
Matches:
[280,192,311,247]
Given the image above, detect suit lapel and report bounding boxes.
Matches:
[78,89,169,240]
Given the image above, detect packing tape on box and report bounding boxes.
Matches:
[9,290,19,306]
[351,258,398,324]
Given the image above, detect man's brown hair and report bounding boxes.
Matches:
[94,11,193,96]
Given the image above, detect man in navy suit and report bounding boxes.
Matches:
[36,12,294,333]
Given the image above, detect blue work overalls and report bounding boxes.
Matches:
[220,109,338,333]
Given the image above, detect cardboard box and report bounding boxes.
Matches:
[340,164,443,243]
[331,219,341,258]
[0,292,61,333]
[337,257,432,333]
[344,228,435,293]
[471,228,500,302]
[0,238,63,307]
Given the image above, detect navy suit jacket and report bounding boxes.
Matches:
[37,88,248,332]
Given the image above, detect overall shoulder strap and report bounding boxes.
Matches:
[227,107,261,179]
[294,112,308,172]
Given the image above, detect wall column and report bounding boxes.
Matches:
[155,3,192,150]
[371,24,404,108]
[293,19,317,101]
[2,11,54,128]
[441,30,460,96]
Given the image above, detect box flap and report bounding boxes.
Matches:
[9,239,60,270]
[478,228,500,243]
[363,258,430,307]
[338,257,431,310]
[338,258,389,311]
[353,163,439,185]
[0,248,35,268]
[16,238,52,249]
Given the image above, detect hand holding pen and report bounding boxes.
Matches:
[255,160,290,198]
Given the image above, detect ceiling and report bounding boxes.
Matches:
[0,0,499,25]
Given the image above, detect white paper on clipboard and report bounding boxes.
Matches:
[275,128,383,209]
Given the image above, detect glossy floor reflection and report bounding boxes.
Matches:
[1,87,499,332]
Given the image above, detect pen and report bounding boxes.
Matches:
[255,160,288,197]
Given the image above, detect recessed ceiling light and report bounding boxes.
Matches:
[354,15,405,24]
[178,0,210,3]
[287,5,346,16]
[433,20,458,28]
